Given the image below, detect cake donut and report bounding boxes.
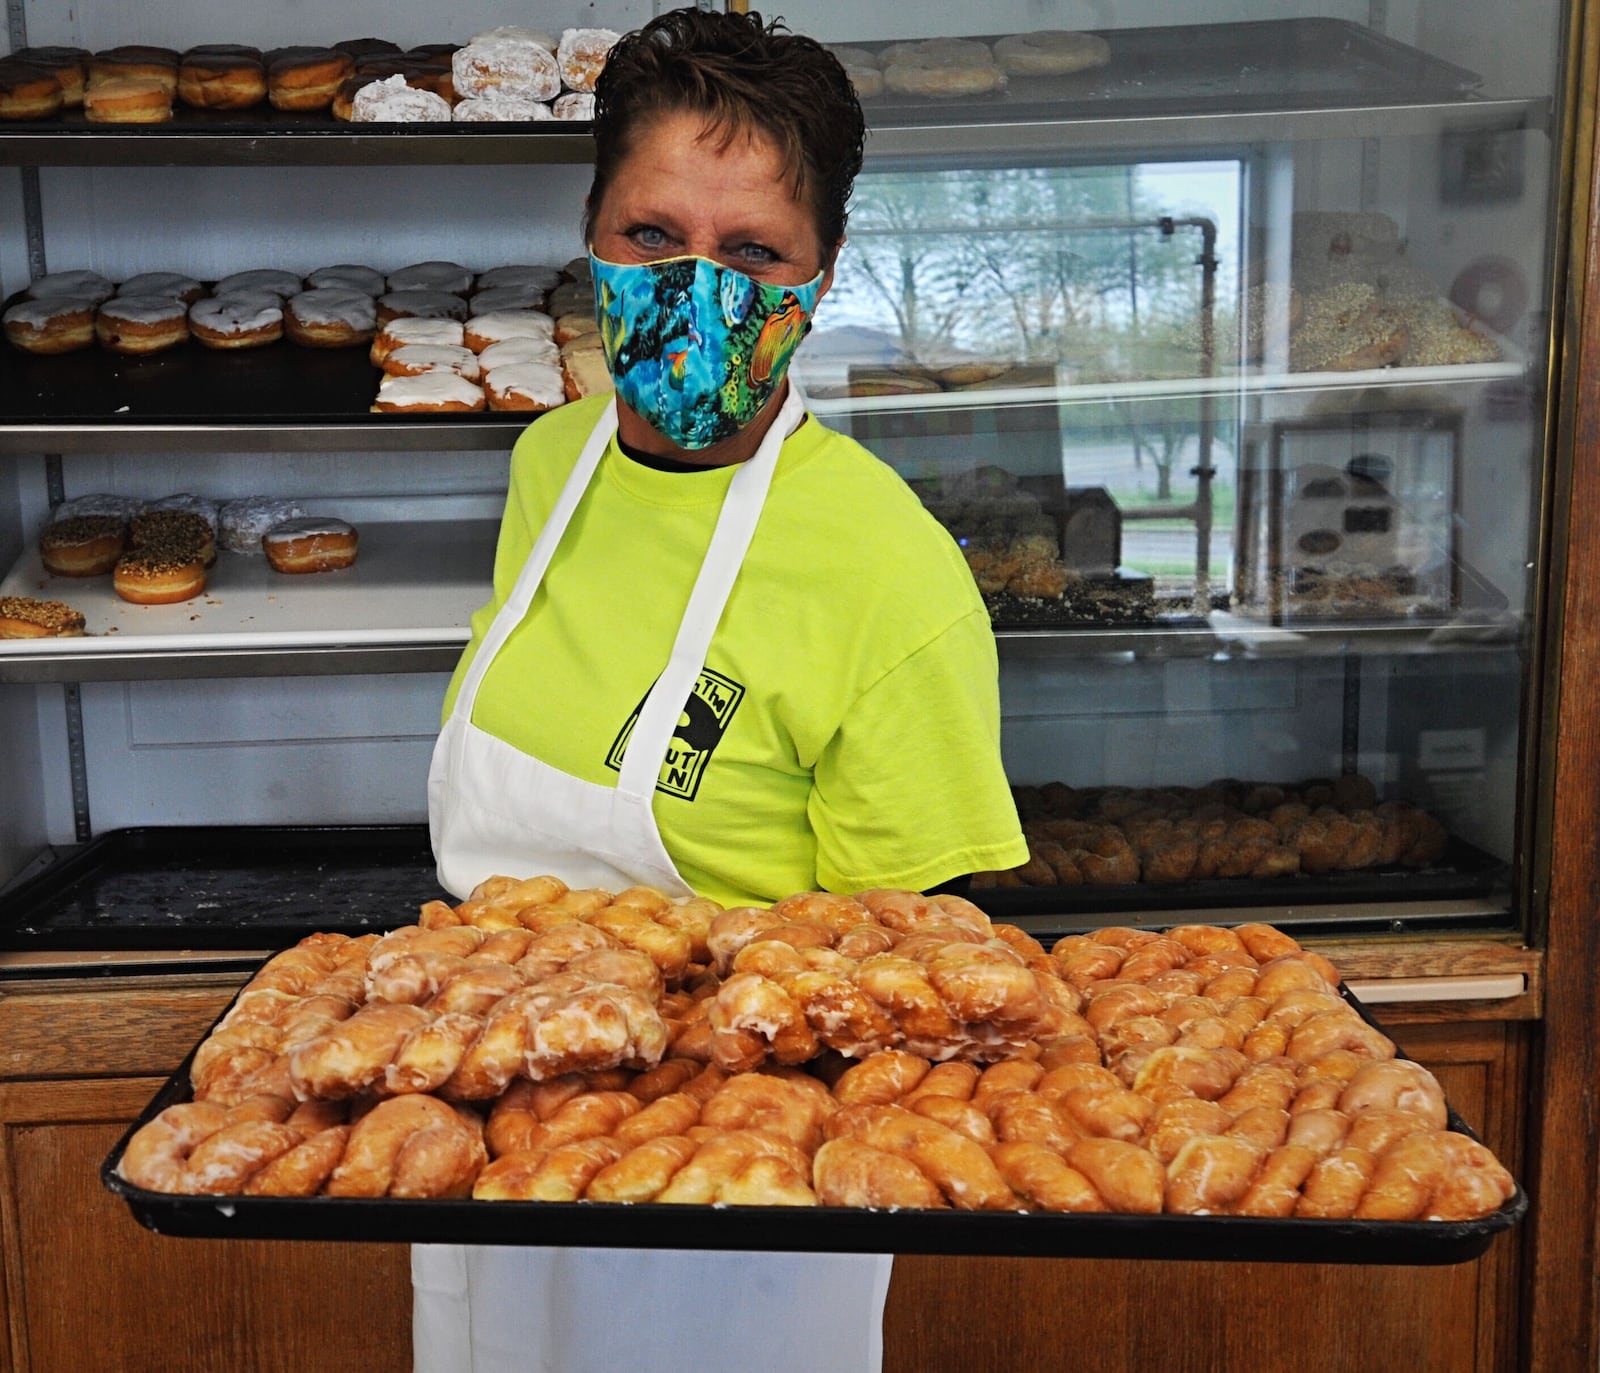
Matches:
[95,294,190,355]
[551,92,594,121]
[464,309,555,352]
[371,372,486,412]
[188,292,284,350]
[484,361,566,412]
[83,75,173,123]
[284,288,378,347]
[4,295,98,354]
[307,264,386,296]
[263,517,360,574]
[219,497,308,555]
[381,343,481,380]
[215,268,304,299]
[452,94,551,121]
[117,272,206,305]
[452,38,561,102]
[0,596,86,639]
[10,46,89,106]
[266,46,354,112]
[350,73,452,122]
[468,284,548,316]
[556,29,619,93]
[40,515,127,576]
[369,316,466,365]
[376,289,471,326]
[112,542,207,605]
[477,336,560,369]
[387,261,475,295]
[992,30,1111,76]
[0,61,65,120]
[177,44,267,109]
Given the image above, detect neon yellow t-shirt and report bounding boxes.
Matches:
[443,395,1027,907]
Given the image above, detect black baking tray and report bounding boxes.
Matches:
[0,824,446,951]
[98,985,1526,1262]
[970,835,1511,930]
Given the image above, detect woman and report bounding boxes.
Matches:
[421,10,1027,1371]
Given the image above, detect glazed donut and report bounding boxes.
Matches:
[476,336,560,370]
[555,28,619,93]
[465,308,555,352]
[371,372,486,413]
[83,75,173,124]
[219,497,307,555]
[324,1094,486,1199]
[10,46,88,106]
[117,1102,231,1193]
[993,30,1111,77]
[350,73,452,122]
[551,92,594,121]
[0,595,86,638]
[214,268,304,299]
[266,46,354,112]
[813,1137,947,1209]
[452,38,560,102]
[381,342,481,380]
[4,295,97,354]
[306,263,386,296]
[40,515,127,576]
[370,316,466,365]
[263,517,359,574]
[95,294,190,354]
[177,45,267,109]
[284,288,378,348]
[0,61,65,120]
[376,289,471,326]
[452,93,552,121]
[188,292,284,350]
[112,542,208,605]
[117,272,205,305]
[484,361,566,412]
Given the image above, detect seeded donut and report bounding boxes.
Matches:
[0,596,86,639]
[95,294,190,355]
[177,45,267,109]
[993,30,1111,77]
[264,517,360,574]
[370,316,466,365]
[4,295,97,354]
[266,46,353,112]
[452,36,560,101]
[0,61,65,120]
[219,497,308,555]
[376,289,470,326]
[117,272,205,305]
[307,264,386,296]
[484,361,566,412]
[371,372,486,413]
[113,541,207,605]
[41,515,127,576]
[284,288,378,348]
[188,292,284,350]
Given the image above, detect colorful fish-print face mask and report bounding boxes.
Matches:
[588,250,822,450]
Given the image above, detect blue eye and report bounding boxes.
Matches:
[630,225,669,251]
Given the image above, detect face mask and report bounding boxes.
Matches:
[589,250,822,450]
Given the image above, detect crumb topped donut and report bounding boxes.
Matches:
[0,596,86,639]
[284,288,378,347]
[113,542,207,605]
[377,289,471,326]
[188,292,284,350]
[464,309,556,352]
[4,295,97,354]
[95,294,190,354]
[220,497,307,555]
[371,372,486,412]
[41,515,127,576]
[387,261,475,295]
[556,28,619,93]
[351,73,452,122]
[452,37,560,102]
[370,316,466,365]
[993,30,1111,76]
[264,517,359,574]
[484,361,566,412]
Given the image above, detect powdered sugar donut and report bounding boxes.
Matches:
[453,93,551,121]
[284,287,377,347]
[386,261,474,295]
[468,284,548,315]
[452,38,560,101]
[214,268,303,299]
[116,272,204,305]
[369,316,466,365]
[556,29,618,93]
[219,496,307,554]
[371,371,486,412]
[307,263,386,296]
[551,91,593,120]
[27,270,115,306]
[56,492,142,522]
[485,361,566,412]
[376,289,471,326]
[477,336,560,369]
[188,291,284,350]
[95,293,190,354]
[351,73,452,122]
[476,264,563,293]
[470,26,556,52]
[993,30,1111,76]
[464,309,556,352]
[381,343,481,381]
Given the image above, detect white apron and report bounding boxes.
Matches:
[420,387,893,1373]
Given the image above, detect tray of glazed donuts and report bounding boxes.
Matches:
[102,876,1524,1261]
[0,257,605,426]
[0,27,618,128]
[968,776,1506,919]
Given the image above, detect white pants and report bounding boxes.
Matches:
[413,1245,893,1373]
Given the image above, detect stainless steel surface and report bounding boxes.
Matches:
[0,421,522,456]
[0,129,597,168]
[1003,894,1511,936]
[62,682,89,843]
[0,642,467,684]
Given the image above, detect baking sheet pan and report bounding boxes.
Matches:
[98,985,1525,1261]
[0,824,446,951]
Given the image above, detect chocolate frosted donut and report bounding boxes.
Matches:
[266,46,353,112]
[12,46,89,106]
[177,44,266,109]
[0,60,66,119]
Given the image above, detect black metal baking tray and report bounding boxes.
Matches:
[970,835,1510,928]
[0,298,526,431]
[99,986,1525,1262]
[0,824,446,951]
[856,18,1481,125]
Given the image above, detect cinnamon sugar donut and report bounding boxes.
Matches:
[4,295,97,354]
[376,289,470,326]
[372,372,486,413]
[284,288,378,347]
[556,28,619,93]
[188,292,284,350]
[452,37,560,102]
[484,361,566,412]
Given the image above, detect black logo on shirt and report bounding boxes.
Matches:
[605,668,745,802]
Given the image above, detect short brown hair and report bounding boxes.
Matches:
[584,8,865,257]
